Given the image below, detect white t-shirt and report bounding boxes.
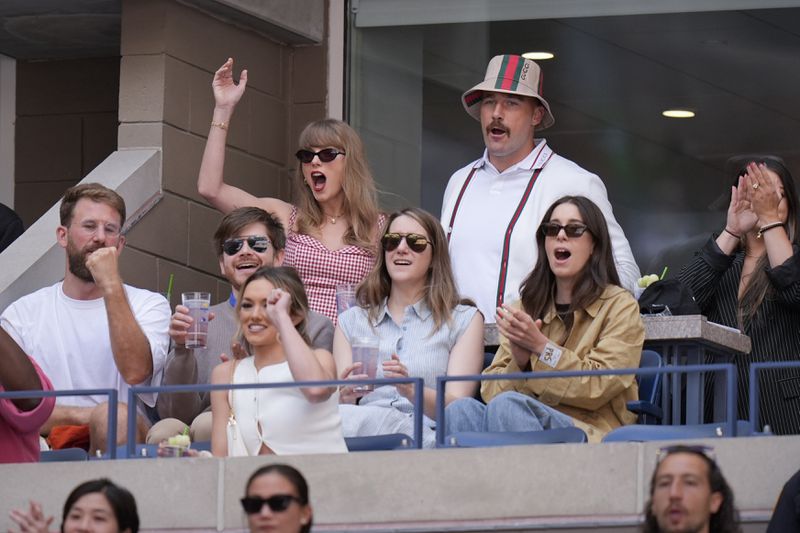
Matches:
[0,282,170,408]
[441,140,640,323]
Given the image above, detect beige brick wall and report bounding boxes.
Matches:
[117,0,329,307]
[14,57,119,227]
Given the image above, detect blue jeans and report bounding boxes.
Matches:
[445,391,574,435]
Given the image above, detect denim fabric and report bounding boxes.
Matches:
[445,391,574,435]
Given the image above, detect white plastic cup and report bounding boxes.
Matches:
[351,336,380,391]
[181,292,211,349]
[335,284,357,315]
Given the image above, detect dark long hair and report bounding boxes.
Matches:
[642,446,741,533]
[245,464,312,533]
[519,196,619,319]
[733,156,800,327]
[61,479,139,533]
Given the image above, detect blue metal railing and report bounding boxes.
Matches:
[0,388,118,458]
[127,377,425,457]
[748,360,800,434]
[435,363,738,446]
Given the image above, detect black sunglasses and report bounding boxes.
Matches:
[240,495,302,514]
[222,236,270,256]
[295,148,346,164]
[381,232,431,253]
[540,222,590,239]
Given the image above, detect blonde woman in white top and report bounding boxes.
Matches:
[210,266,347,456]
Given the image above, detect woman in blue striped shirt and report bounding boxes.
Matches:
[333,208,484,448]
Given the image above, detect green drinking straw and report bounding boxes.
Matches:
[659,266,668,280]
[166,273,175,301]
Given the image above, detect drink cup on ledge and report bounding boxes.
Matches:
[351,336,380,392]
[182,292,211,349]
[335,284,357,316]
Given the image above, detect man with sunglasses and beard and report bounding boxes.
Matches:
[441,55,639,335]
[147,207,334,444]
[0,183,170,455]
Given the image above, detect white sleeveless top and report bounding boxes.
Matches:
[231,357,348,455]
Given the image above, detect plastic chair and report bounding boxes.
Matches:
[40,447,88,462]
[601,421,753,442]
[446,426,588,448]
[626,349,664,424]
[345,433,414,451]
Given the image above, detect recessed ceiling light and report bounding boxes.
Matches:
[662,109,696,119]
[522,51,554,61]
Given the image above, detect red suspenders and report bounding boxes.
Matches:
[446,152,553,308]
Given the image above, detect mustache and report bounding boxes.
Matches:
[487,120,508,133]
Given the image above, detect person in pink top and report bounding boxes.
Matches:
[198,58,384,323]
[0,327,55,463]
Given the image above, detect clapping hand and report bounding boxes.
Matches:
[725,174,759,238]
[745,162,786,226]
[219,340,248,363]
[212,58,248,110]
[496,304,547,368]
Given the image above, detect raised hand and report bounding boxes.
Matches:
[745,162,786,226]
[219,341,248,363]
[725,175,759,237]
[212,57,248,110]
[265,287,292,324]
[8,501,53,533]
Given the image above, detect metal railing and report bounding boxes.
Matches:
[435,363,738,446]
[0,388,118,458]
[748,360,800,434]
[126,377,425,456]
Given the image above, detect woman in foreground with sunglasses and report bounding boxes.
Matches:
[210,266,347,456]
[445,196,644,443]
[332,208,484,448]
[241,464,313,533]
[198,58,383,323]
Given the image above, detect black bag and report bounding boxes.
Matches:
[638,279,701,315]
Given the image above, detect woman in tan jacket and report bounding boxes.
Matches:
[445,195,644,443]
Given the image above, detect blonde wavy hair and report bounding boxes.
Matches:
[294,119,381,252]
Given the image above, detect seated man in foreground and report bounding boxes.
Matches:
[643,445,741,533]
[0,327,55,463]
[0,183,170,454]
[148,207,334,443]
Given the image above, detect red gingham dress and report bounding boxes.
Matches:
[283,207,383,324]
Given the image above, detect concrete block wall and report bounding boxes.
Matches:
[14,57,119,227]
[0,436,796,532]
[116,0,328,306]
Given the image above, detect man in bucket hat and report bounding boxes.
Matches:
[441,54,640,328]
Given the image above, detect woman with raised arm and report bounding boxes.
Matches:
[680,155,800,435]
[445,196,644,443]
[198,58,383,322]
[333,208,484,448]
[210,267,347,456]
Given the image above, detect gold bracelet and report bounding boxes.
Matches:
[210,121,228,131]
[756,221,784,239]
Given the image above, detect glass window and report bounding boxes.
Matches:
[348,2,800,274]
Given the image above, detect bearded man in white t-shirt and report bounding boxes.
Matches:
[0,183,170,455]
[441,54,640,332]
